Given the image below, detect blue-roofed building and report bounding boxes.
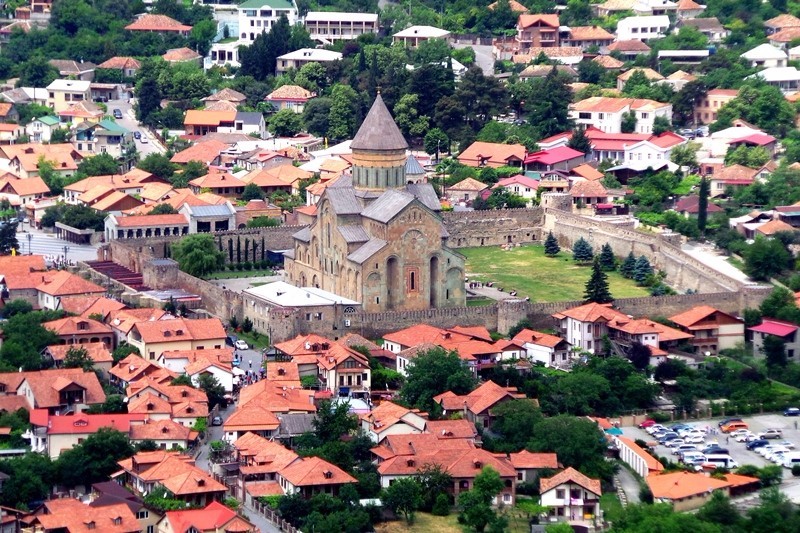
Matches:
[405,156,426,183]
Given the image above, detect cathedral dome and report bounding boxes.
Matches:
[351,93,409,190]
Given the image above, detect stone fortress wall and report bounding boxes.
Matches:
[95,200,770,340]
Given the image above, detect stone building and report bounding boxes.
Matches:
[283,94,466,313]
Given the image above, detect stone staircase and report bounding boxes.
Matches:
[85,260,152,292]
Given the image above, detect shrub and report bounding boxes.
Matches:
[235,263,243,271]
[243,261,252,270]
[431,493,451,516]
[792,464,800,477]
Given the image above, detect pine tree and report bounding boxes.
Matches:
[567,127,592,154]
[599,243,616,271]
[633,255,653,285]
[572,237,594,263]
[621,252,637,278]
[544,231,560,256]
[584,257,613,304]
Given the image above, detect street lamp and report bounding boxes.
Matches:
[26,233,32,255]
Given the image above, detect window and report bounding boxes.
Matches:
[146,527,154,533]
[136,511,149,520]
[556,489,565,499]
[640,113,649,119]
[578,112,591,119]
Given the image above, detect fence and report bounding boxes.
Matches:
[249,500,300,533]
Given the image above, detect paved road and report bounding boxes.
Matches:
[680,242,753,285]
[615,466,641,505]
[207,274,284,293]
[108,99,167,158]
[452,42,494,76]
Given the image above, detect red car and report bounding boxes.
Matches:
[638,419,656,428]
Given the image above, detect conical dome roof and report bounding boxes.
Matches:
[350,93,409,152]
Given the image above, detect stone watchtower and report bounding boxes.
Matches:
[350,93,409,190]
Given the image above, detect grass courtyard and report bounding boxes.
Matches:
[461,245,650,302]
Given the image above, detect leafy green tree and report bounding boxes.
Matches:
[598,243,615,271]
[302,97,332,137]
[628,342,652,370]
[714,83,796,137]
[0,309,61,370]
[414,464,453,512]
[238,15,292,80]
[196,373,226,410]
[486,400,542,452]
[62,346,94,371]
[544,231,560,256]
[57,428,134,488]
[762,335,787,368]
[247,216,280,228]
[621,111,637,133]
[1,299,32,318]
[17,56,58,88]
[77,153,119,177]
[572,237,593,263]
[527,415,613,480]
[577,58,605,84]
[313,399,358,444]
[424,128,449,158]
[148,204,178,215]
[112,341,139,364]
[670,142,699,168]
[400,347,477,412]
[473,188,526,210]
[137,153,176,182]
[393,93,429,140]
[49,128,71,144]
[653,115,671,135]
[432,493,450,516]
[295,61,328,93]
[524,67,573,138]
[242,183,265,201]
[458,467,506,532]
[383,478,422,524]
[269,108,303,137]
[0,453,55,509]
[171,233,225,277]
[327,83,360,140]
[584,257,613,304]
[0,220,18,255]
[455,66,508,133]
[743,237,791,281]
[724,145,771,168]
[16,103,54,126]
[633,256,653,285]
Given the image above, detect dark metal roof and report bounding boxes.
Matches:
[293,227,311,242]
[347,238,387,263]
[361,189,414,223]
[405,183,441,212]
[350,93,409,152]
[325,186,363,215]
[338,225,370,243]
[405,155,426,175]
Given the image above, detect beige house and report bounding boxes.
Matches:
[668,305,745,354]
[448,177,489,203]
[46,79,91,113]
[126,318,227,360]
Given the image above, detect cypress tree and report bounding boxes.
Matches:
[698,177,709,233]
[621,252,636,278]
[572,237,594,263]
[584,257,613,304]
[599,243,616,271]
[544,231,560,256]
[633,255,653,285]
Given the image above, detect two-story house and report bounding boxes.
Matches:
[73,120,132,159]
[360,400,428,443]
[127,317,227,361]
[512,328,572,367]
[117,452,226,506]
[569,97,672,134]
[25,115,60,143]
[0,175,49,207]
[615,15,670,41]
[540,467,602,525]
[516,14,561,48]
[305,11,379,43]
[46,79,91,114]
[433,380,527,430]
[238,0,298,44]
[668,305,745,354]
[276,48,343,73]
[316,343,371,396]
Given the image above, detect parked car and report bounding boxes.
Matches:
[112,108,123,119]
[673,444,698,455]
[658,433,680,444]
[133,131,141,139]
[721,421,748,433]
[778,440,796,450]
[784,407,800,416]
[647,425,668,435]
[701,445,729,455]
[235,340,249,350]
[684,434,705,444]
[783,453,800,468]
[639,419,657,428]
[232,356,240,367]
[734,431,757,443]
[746,439,770,451]
[140,136,148,144]
[718,417,744,427]
[226,335,237,347]
[704,455,739,469]
[211,416,223,426]
[759,429,783,439]
[665,439,686,448]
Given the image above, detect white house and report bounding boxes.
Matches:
[511,328,572,367]
[615,15,670,41]
[620,133,686,171]
[740,43,788,69]
[569,97,672,134]
[276,48,343,74]
[359,401,427,443]
[207,41,241,69]
[46,79,92,114]
[238,0,299,44]
[187,359,234,393]
[392,25,451,47]
[540,468,602,525]
[25,115,60,143]
[304,11,379,44]
[746,66,800,94]
[492,175,539,204]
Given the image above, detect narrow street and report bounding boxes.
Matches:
[108,98,167,157]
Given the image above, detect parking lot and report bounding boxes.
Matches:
[622,413,800,475]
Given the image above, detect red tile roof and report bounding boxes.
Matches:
[30,409,144,435]
[434,380,526,415]
[615,436,664,473]
[37,499,140,533]
[130,317,226,343]
[164,501,256,532]
[457,141,526,168]
[46,342,113,365]
[646,471,739,500]
[36,270,105,297]
[540,467,601,495]
[518,14,559,28]
[43,316,112,337]
[512,329,566,348]
[125,14,192,32]
[750,319,799,337]
[279,456,357,487]
[524,146,584,165]
[509,450,559,469]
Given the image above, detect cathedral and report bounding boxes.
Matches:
[283,94,466,313]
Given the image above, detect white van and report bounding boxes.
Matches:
[704,454,738,469]
[782,453,800,468]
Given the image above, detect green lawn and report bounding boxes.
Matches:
[204,268,274,280]
[461,245,650,302]
[600,493,624,523]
